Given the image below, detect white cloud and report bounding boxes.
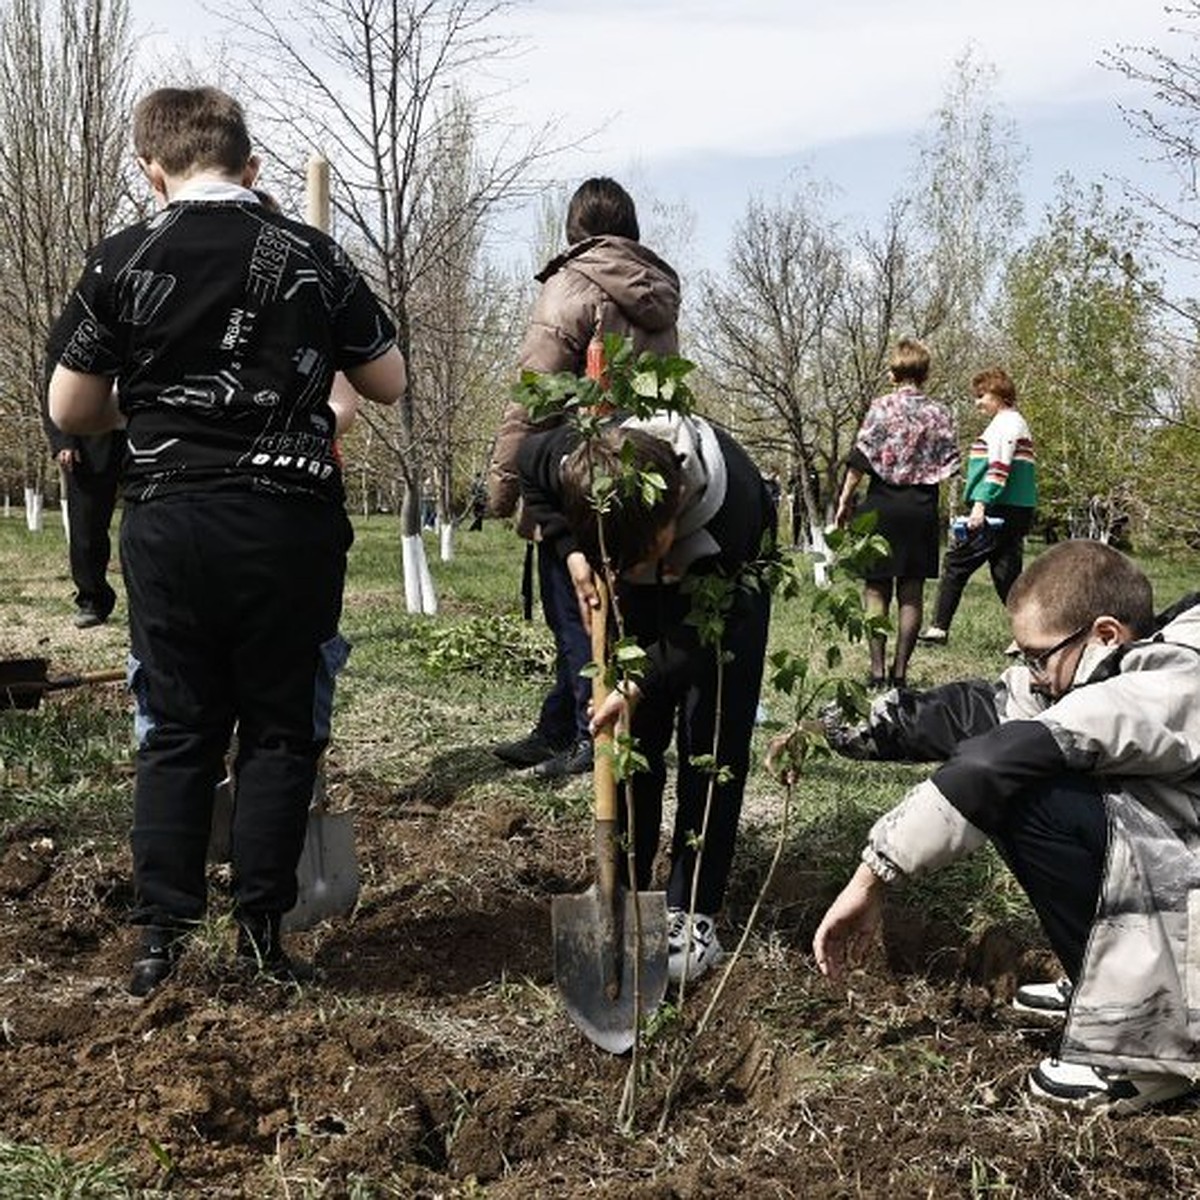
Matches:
[491,0,1171,166]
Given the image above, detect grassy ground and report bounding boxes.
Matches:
[2,510,1199,1197]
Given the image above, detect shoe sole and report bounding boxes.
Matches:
[1029,1072,1196,1116]
[1011,998,1067,1019]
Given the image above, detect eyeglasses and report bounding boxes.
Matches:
[1017,625,1089,676]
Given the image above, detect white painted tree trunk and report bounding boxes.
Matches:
[810,524,831,588]
[439,521,454,562]
[24,487,43,531]
[401,533,438,615]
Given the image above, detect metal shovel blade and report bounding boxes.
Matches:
[282,806,360,932]
[552,884,669,1054]
[0,657,125,710]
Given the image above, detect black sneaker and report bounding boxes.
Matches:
[236,915,316,984]
[531,736,594,780]
[128,924,185,997]
[1013,978,1072,1018]
[73,608,107,630]
[493,729,567,768]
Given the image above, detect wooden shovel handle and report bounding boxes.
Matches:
[590,576,617,824]
[43,668,127,692]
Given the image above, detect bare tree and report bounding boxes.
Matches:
[216,0,563,612]
[694,189,844,519]
[1105,2,1200,271]
[910,47,1025,392]
[0,0,133,520]
[408,89,527,561]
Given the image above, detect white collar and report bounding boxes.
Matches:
[170,178,260,204]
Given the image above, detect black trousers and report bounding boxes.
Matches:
[990,774,1108,982]
[931,503,1034,631]
[63,433,123,618]
[618,580,770,914]
[120,493,351,926]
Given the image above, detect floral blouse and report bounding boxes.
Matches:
[853,386,960,486]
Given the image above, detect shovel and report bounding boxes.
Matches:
[551,579,669,1053]
[0,657,125,711]
[282,762,360,931]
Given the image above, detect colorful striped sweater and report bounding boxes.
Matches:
[963,407,1037,507]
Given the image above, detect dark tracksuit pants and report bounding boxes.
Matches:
[535,540,591,745]
[990,775,1108,982]
[931,503,1034,632]
[121,493,351,927]
[618,579,771,915]
[64,432,123,619]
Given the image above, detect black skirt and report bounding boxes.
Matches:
[856,478,941,580]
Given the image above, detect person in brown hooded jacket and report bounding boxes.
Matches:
[489,177,681,779]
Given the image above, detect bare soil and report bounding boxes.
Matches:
[3,690,1200,1198]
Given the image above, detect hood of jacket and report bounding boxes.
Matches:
[536,235,680,335]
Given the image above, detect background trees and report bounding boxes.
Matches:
[0,0,133,513]
[5,3,1200,559]
[216,0,558,611]
[997,180,1165,540]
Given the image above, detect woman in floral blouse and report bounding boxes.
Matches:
[834,339,960,689]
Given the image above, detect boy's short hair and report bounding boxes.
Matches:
[560,427,682,571]
[1006,540,1155,636]
[889,338,930,387]
[972,366,1017,407]
[565,177,640,245]
[133,87,252,177]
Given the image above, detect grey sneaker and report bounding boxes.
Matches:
[1013,978,1072,1018]
[1029,1057,1195,1115]
[667,908,721,985]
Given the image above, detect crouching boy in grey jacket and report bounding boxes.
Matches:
[812,540,1200,1115]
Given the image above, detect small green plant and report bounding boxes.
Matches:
[404,613,555,679]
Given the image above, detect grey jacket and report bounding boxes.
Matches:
[487,235,680,530]
[864,602,1200,1076]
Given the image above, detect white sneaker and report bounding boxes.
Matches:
[1029,1057,1195,1115]
[1013,978,1072,1019]
[667,908,721,985]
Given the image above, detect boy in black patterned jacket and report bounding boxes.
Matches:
[48,86,406,995]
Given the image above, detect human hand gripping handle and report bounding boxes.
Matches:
[586,574,640,740]
[812,862,886,979]
[568,550,601,633]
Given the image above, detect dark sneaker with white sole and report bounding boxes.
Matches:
[667,908,721,985]
[1013,977,1073,1018]
[531,736,593,781]
[1029,1057,1196,1115]
[493,729,567,768]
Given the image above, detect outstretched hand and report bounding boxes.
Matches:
[812,862,885,980]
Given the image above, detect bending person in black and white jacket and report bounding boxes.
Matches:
[518,411,776,986]
[812,540,1200,1115]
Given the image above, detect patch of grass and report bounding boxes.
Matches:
[0,695,132,838]
[0,1138,148,1199]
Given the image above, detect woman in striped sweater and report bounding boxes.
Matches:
[920,366,1037,644]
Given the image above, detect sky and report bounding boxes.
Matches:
[130,0,1190,282]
